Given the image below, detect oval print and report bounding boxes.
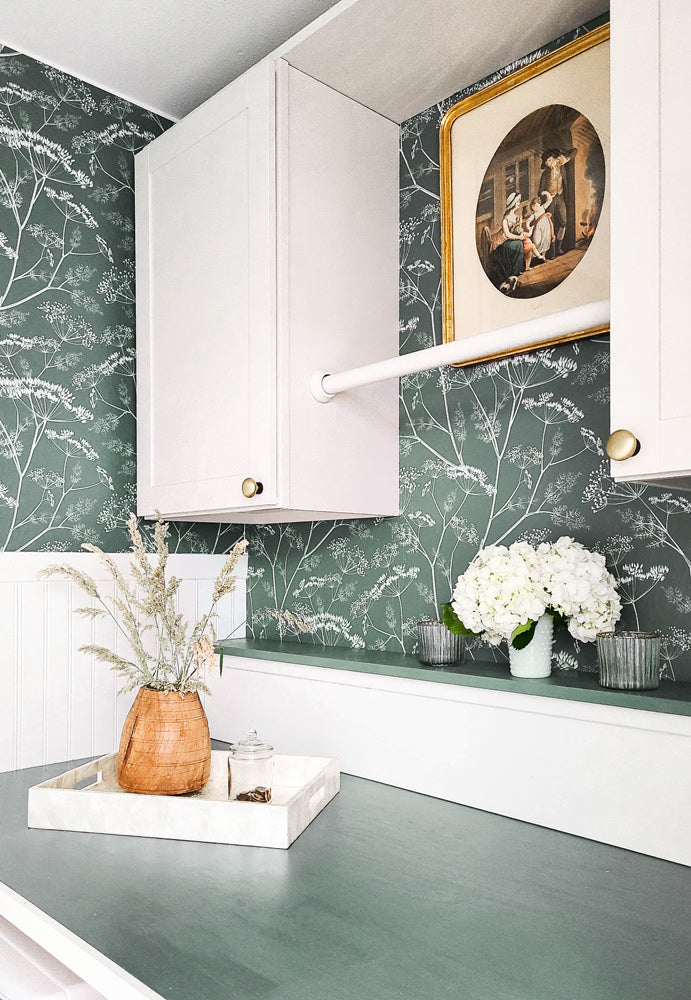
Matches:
[475,104,605,298]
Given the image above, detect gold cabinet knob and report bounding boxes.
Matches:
[606,429,640,461]
[241,477,263,498]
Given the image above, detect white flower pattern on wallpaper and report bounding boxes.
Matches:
[247,19,691,682]
[2,34,688,680]
[0,47,242,554]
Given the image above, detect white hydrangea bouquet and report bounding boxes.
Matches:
[441,536,621,650]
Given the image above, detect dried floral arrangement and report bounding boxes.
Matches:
[39,513,248,695]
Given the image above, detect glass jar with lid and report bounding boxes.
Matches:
[228,729,273,802]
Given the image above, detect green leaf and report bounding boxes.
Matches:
[440,602,477,637]
[511,619,537,650]
[215,645,224,676]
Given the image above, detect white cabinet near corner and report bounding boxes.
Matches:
[609,0,691,488]
[136,58,399,523]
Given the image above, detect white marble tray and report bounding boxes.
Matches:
[28,752,340,849]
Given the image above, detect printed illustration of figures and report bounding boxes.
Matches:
[475,103,605,299]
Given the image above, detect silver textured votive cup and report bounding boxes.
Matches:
[416,621,465,666]
[596,631,661,690]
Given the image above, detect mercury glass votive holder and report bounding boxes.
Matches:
[596,631,661,690]
[416,621,465,667]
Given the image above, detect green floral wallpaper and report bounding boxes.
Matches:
[247,19,691,683]
[3,32,689,682]
[0,46,241,554]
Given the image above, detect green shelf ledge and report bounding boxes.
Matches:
[220,638,691,718]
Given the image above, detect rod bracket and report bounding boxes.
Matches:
[310,371,335,403]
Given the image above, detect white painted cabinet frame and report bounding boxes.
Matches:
[136,59,399,523]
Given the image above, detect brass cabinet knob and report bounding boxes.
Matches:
[606,429,640,461]
[241,477,263,498]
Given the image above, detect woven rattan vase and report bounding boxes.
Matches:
[117,687,211,795]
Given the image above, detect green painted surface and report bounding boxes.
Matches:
[1,760,690,1000]
[221,638,691,717]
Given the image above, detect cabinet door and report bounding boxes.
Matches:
[610,0,691,487]
[136,63,277,518]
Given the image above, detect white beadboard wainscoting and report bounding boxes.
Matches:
[207,655,691,866]
[0,552,247,774]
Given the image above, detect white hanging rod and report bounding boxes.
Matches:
[310,300,609,402]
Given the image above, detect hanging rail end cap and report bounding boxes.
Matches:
[310,370,336,403]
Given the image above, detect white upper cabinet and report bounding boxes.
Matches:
[609,0,691,488]
[136,62,276,519]
[136,58,399,523]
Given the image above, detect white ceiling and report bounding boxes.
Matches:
[0,0,609,124]
[0,0,341,120]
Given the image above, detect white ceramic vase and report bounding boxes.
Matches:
[508,613,554,678]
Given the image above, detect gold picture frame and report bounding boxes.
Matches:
[440,24,610,364]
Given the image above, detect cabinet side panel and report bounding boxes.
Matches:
[660,0,689,421]
[135,149,153,517]
[658,0,691,474]
[611,0,691,482]
[609,0,662,480]
[279,63,399,516]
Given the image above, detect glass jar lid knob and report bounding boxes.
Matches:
[230,727,273,760]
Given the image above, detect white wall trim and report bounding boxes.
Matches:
[0,551,247,582]
[220,655,691,736]
[209,654,691,866]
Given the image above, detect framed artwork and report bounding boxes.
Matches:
[440,24,609,362]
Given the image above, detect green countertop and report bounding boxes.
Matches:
[220,639,691,717]
[1,757,690,1000]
